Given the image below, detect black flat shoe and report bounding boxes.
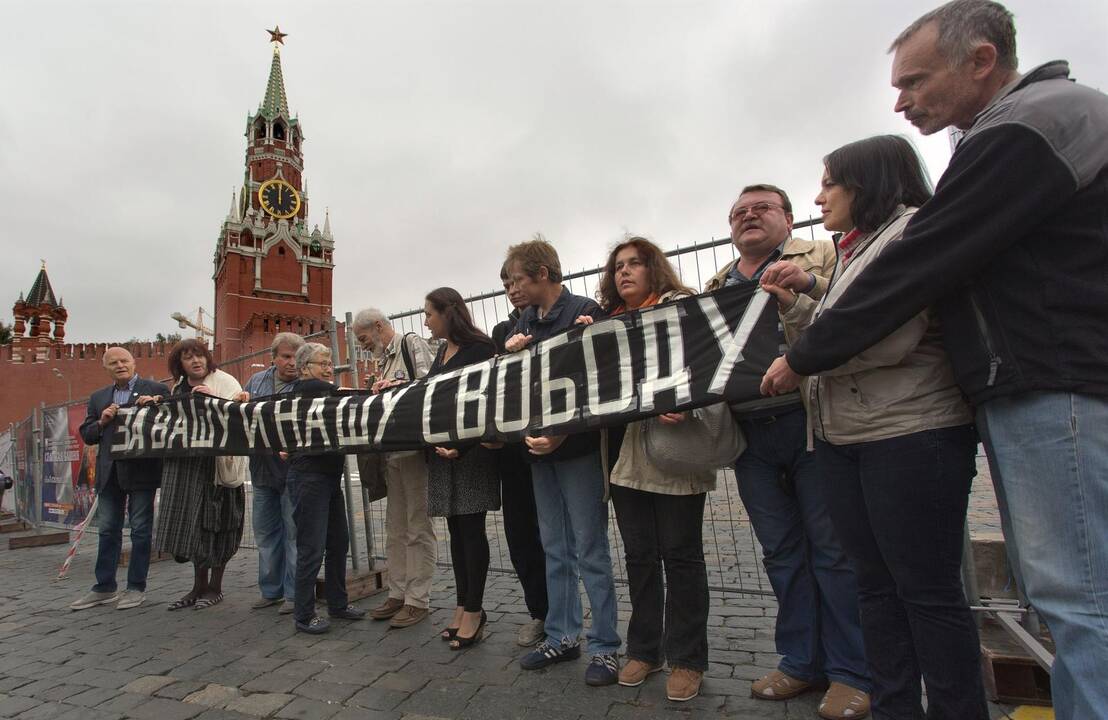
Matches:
[450,611,487,651]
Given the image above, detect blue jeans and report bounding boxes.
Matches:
[978,392,1108,720]
[287,470,349,623]
[253,484,297,601]
[734,408,869,691]
[531,451,620,655]
[93,476,155,593]
[817,426,987,720]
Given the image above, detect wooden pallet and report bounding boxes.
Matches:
[9,531,70,549]
[0,520,31,534]
[316,565,388,602]
[979,617,1053,706]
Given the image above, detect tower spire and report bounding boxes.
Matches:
[261,29,290,119]
[322,207,332,239]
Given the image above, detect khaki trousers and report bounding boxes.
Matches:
[384,452,436,608]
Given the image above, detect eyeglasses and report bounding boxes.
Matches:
[307,360,334,369]
[729,202,785,221]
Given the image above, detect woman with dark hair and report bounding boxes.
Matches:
[761,135,988,719]
[584,237,711,703]
[422,286,500,650]
[151,339,248,611]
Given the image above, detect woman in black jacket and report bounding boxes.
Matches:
[423,286,500,649]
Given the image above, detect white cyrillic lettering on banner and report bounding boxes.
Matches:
[638,304,691,412]
[494,351,531,434]
[166,406,188,449]
[421,369,462,444]
[150,405,170,449]
[273,398,302,450]
[700,289,770,394]
[456,359,493,440]
[304,397,331,447]
[125,407,149,452]
[240,401,270,449]
[211,398,232,449]
[539,333,577,426]
[582,319,634,417]
[376,385,413,447]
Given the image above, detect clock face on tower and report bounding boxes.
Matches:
[258,179,301,219]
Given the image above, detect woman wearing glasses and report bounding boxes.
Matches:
[285,342,365,634]
[761,135,987,719]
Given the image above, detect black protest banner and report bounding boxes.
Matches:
[110,284,776,458]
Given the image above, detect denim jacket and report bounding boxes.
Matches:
[243,366,297,490]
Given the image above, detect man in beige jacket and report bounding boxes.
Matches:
[705,184,871,718]
[353,308,437,629]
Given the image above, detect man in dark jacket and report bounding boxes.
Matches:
[503,236,621,687]
[243,332,303,614]
[760,2,1108,716]
[70,347,169,611]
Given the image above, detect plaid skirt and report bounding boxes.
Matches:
[154,455,245,568]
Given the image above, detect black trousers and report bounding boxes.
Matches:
[816,425,989,720]
[498,444,548,620]
[447,512,490,612]
[288,470,349,624]
[611,484,709,671]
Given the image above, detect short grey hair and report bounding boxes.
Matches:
[295,342,331,373]
[270,332,304,357]
[890,0,1017,70]
[352,308,389,332]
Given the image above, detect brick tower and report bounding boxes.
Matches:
[10,262,68,364]
[213,29,335,361]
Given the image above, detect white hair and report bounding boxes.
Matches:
[352,308,389,332]
[270,332,305,357]
[294,342,331,373]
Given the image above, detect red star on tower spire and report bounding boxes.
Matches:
[266,26,288,46]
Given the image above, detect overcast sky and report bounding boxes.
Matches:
[2,0,1105,343]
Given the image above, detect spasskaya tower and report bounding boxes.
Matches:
[212,27,335,361]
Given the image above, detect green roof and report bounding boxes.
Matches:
[260,48,289,119]
[25,265,59,307]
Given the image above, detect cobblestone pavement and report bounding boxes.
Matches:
[0,456,1017,720]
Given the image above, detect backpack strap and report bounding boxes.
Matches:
[399,332,417,380]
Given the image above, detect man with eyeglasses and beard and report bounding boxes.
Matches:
[704,185,871,717]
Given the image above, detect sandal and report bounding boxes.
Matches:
[450,611,487,651]
[167,594,197,611]
[193,592,224,610]
[440,627,460,641]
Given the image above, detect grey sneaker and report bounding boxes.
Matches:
[70,590,119,611]
[278,600,295,615]
[116,590,146,610]
[517,618,546,647]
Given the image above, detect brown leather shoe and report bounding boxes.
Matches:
[666,667,703,702]
[751,669,812,700]
[370,597,405,621]
[389,604,429,629]
[818,682,870,719]
[618,659,663,687]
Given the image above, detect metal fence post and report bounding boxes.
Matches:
[345,311,376,571]
[329,315,362,574]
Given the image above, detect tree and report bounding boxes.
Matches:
[0,321,11,345]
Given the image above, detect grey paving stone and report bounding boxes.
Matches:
[313,665,384,687]
[345,687,409,712]
[193,710,259,720]
[223,693,294,718]
[38,683,94,702]
[328,708,400,720]
[156,682,210,700]
[369,673,429,694]
[127,697,207,720]
[9,700,71,720]
[0,695,41,717]
[121,675,179,696]
[9,679,62,697]
[182,684,242,708]
[65,686,121,708]
[291,680,358,704]
[67,668,138,690]
[240,674,304,695]
[394,679,480,718]
[274,696,342,720]
[94,691,150,714]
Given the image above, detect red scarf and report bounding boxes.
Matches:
[837,229,863,266]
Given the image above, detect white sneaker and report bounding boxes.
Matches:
[517,618,546,647]
[116,590,146,610]
[70,590,119,611]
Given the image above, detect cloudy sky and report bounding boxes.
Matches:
[2,0,1105,343]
